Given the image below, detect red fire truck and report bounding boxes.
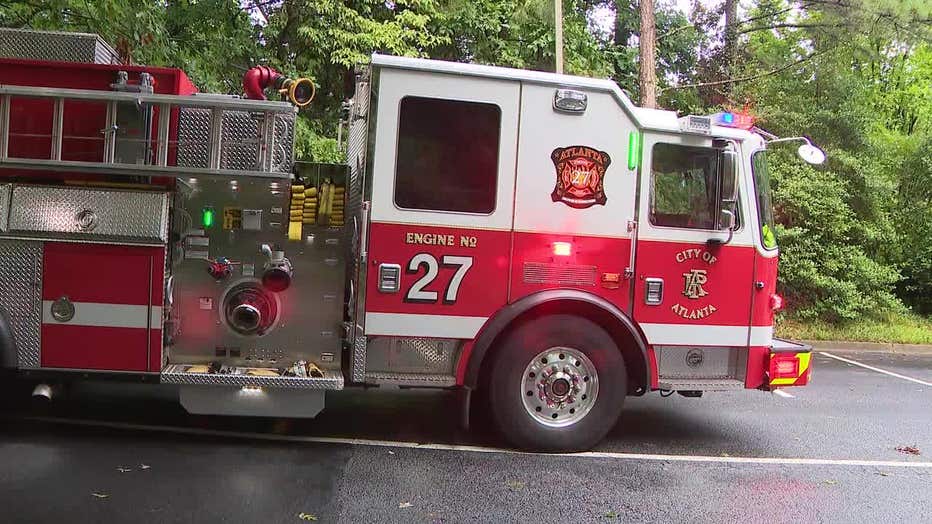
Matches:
[0,29,820,451]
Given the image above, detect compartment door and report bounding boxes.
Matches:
[510,85,639,310]
[41,243,163,372]
[363,68,519,339]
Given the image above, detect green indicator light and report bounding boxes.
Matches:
[627,131,641,170]
[202,208,215,228]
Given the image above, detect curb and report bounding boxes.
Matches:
[800,340,932,355]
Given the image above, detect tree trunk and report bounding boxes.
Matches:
[638,0,657,108]
[722,0,738,97]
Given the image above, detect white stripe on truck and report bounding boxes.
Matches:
[42,301,162,330]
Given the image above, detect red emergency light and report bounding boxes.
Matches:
[770,354,800,380]
[770,293,784,311]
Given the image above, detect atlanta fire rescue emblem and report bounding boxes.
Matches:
[550,146,611,209]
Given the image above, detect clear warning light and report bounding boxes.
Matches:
[553,242,572,256]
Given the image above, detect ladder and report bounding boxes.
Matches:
[0,84,297,180]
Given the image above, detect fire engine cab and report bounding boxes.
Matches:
[0,29,819,451]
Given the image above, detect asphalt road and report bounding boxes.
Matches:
[1,350,930,523]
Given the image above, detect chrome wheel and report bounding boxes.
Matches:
[520,346,599,428]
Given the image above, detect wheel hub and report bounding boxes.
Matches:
[522,347,599,428]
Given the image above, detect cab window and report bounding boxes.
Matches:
[649,143,720,229]
[394,96,501,214]
[752,150,777,249]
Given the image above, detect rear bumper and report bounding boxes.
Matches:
[768,338,812,388]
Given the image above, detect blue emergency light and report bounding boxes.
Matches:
[712,111,753,129]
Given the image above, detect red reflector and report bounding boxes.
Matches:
[553,242,572,256]
[771,356,799,378]
[770,293,784,311]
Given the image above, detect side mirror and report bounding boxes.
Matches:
[720,208,736,231]
[716,148,739,232]
[720,150,739,203]
[797,143,826,165]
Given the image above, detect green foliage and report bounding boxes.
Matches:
[777,313,932,345]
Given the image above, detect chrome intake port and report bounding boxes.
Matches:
[223,283,278,336]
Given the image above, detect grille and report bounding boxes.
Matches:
[0,240,43,368]
[0,28,119,64]
[523,262,598,286]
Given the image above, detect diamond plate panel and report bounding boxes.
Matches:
[364,372,455,387]
[176,107,295,173]
[161,365,344,390]
[222,110,262,171]
[346,71,371,336]
[0,184,10,231]
[347,73,370,221]
[657,346,737,379]
[365,336,460,375]
[273,113,295,173]
[8,185,168,243]
[176,107,211,169]
[0,28,118,64]
[352,335,367,382]
[0,240,43,368]
[657,378,745,390]
[523,262,598,286]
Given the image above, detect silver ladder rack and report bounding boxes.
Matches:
[0,84,297,180]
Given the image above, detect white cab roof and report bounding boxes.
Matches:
[371,54,759,142]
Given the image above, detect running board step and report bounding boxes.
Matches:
[657,378,745,391]
[161,363,343,390]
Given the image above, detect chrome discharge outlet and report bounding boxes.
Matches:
[261,244,293,292]
[223,283,278,336]
[230,303,262,333]
[32,383,53,401]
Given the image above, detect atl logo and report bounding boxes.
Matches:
[681,269,709,299]
[671,249,717,320]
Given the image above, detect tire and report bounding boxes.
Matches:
[486,314,626,452]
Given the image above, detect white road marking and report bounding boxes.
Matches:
[820,352,932,387]
[14,415,932,469]
[773,389,795,398]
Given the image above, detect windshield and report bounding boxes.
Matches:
[752,150,777,249]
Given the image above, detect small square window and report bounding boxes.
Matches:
[394,96,501,214]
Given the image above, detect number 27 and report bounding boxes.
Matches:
[405,253,473,304]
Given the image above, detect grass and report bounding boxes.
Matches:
[776,314,932,345]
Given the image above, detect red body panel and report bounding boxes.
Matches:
[633,239,755,327]
[751,253,779,327]
[508,232,631,309]
[40,243,164,372]
[366,222,511,318]
[745,346,770,388]
[42,325,150,372]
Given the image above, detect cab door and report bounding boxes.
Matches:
[509,85,639,309]
[362,67,519,340]
[632,134,756,380]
